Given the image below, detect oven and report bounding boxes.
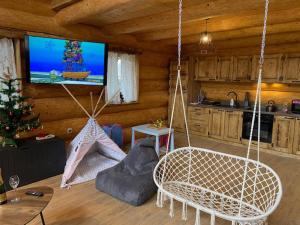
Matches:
[242,112,274,143]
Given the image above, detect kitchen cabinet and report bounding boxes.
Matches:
[282,54,300,83]
[232,56,252,81]
[194,56,218,81]
[188,107,209,136]
[251,54,283,82]
[223,110,243,143]
[272,116,295,153]
[292,118,300,155]
[217,56,234,81]
[208,108,224,140]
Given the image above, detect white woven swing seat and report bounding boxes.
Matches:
[154,147,282,224]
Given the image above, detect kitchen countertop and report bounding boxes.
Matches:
[189,103,300,118]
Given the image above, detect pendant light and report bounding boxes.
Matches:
[199,19,212,45]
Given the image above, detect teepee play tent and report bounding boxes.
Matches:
[61,85,126,188]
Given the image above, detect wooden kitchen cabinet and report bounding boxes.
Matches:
[251,54,283,82]
[292,118,300,155]
[188,107,209,136]
[223,110,243,143]
[208,109,224,140]
[272,116,295,153]
[282,54,300,83]
[194,56,218,81]
[217,56,234,81]
[232,56,252,81]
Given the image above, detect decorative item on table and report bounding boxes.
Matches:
[120,92,125,104]
[0,168,7,205]
[197,89,206,103]
[149,119,166,129]
[36,133,55,141]
[266,100,277,112]
[0,75,41,147]
[9,174,20,202]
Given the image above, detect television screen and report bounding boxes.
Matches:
[25,35,107,85]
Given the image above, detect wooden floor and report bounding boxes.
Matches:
[24,133,300,225]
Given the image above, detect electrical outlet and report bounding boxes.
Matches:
[67,128,73,134]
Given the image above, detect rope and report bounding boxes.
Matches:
[239,0,269,215]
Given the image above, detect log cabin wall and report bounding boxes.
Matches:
[0,3,175,145]
[22,50,171,144]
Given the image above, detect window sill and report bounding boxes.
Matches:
[107,101,139,107]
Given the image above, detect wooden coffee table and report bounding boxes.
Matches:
[0,186,53,225]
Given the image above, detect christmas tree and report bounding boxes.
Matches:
[0,76,41,147]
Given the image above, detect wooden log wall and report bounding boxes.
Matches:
[22,51,171,144]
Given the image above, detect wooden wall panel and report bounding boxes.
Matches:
[23,50,171,144]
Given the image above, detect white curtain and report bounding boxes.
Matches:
[0,38,17,79]
[106,52,120,104]
[119,53,138,103]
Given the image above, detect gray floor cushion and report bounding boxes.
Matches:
[95,138,159,206]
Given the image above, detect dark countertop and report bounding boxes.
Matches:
[189,103,300,118]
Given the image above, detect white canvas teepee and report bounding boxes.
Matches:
[60,85,126,188]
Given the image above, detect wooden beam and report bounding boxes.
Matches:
[136,6,300,42]
[100,0,300,35]
[0,7,175,54]
[159,21,300,45]
[51,0,82,11]
[55,0,137,25]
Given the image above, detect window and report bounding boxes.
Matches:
[106,52,139,104]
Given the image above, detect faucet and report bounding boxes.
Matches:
[227,91,238,107]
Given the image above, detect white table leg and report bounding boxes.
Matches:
[155,135,160,156]
[131,128,135,149]
[170,131,174,151]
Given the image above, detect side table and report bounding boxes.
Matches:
[131,124,174,155]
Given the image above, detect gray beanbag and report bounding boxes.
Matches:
[95,138,159,206]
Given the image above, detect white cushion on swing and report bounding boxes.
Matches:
[154,147,282,223]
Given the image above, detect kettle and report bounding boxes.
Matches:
[266,100,277,112]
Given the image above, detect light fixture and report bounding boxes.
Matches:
[199,19,212,45]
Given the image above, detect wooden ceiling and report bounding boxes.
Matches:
[1,0,300,51]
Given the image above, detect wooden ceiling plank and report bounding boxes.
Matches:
[99,0,300,35]
[136,6,300,42]
[52,0,82,11]
[159,21,300,45]
[55,0,139,25]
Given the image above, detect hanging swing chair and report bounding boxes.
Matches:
[153,0,282,225]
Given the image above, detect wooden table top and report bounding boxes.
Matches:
[0,186,53,225]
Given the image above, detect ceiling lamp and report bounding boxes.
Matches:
[199,19,212,45]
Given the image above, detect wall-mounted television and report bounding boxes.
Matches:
[25,35,108,86]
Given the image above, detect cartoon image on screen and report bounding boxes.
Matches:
[27,36,107,85]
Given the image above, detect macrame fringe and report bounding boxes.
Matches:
[169,198,174,218]
[232,221,236,225]
[211,214,215,225]
[156,189,163,208]
[194,208,200,225]
[181,202,187,220]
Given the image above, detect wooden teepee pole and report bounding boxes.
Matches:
[93,87,105,116]
[90,92,94,117]
[94,89,120,118]
[61,84,91,118]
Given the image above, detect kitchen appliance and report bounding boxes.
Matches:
[243,92,250,109]
[242,112,274,143]
[291,99,300,114]
[266,100,277,112]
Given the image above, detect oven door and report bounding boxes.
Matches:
[242,112,274,143]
